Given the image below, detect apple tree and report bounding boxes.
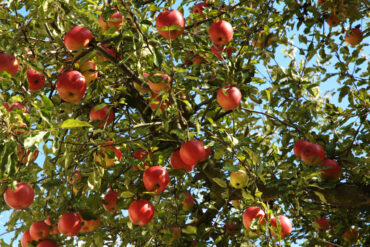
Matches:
[0,0,369,246]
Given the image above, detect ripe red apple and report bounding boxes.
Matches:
[199,147,211,162]
[64,26,93,50]
[143,166,170,194]
[21,230,32,247]
[181,192,194,210]
[326,13,340,27]
[58,212,82,237]
[99,11,123,30]
[37,240,58,247]
[170,150,194,172]
[4,102,28,113]
[345,28,363,46]
[134,149,153,160]
[30,221,50,241]
[320,159,342,182]
[301,143,325,166]
[242,206,266,230]
[79,212,100,233]
[96,44,118,63]
[103,190,119,212]
[44,217,59,235]
[128,200,155,225]
[144,73,171,94]
[343,227,359,242]
[149,94,170,112]
[0,53,19,77]
[209,20,233,45]
[193,2,208,15]
[4,182,34,210]
[90,105,114,128]
[314,217,329,232]
[293,140,310,158]
[56,70,86,103]
[217,86,242,110]
[180,140,206,166]
[94,141,122,167]
[27,69,45,91]
[270,215,293,240]
[79,61,98,85]
[156,10,185,39]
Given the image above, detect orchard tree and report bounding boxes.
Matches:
[0,0,369,246]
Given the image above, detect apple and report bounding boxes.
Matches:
[99,11,123,30]
[270,215,293,239]
[68,170,88,195]
[44,217,59,235]
[27,69,45,91]
[326,13,340,27]
[217,85,242,110]
[143,166,170,194]
[90,105,115,128]
[149,94,169,112]
[242,206,265,230]
[181,192,194,210]
[94,141,122,167]
[37,240,58,247]
[293,140,310,158]
[96,44,118,63]
[4,182,34,210]
[4,102,28,113]
[226,47,233,57]
[128,200,155,225]
[230,170,248,189]
[192,55,206,65]
[21,230,32,247]
[156,10,185,39]
[144,73,171,94]
[17,145,39,164]
[301,142,325,165]
[29,221,50,241]
[345,28,363,46]
[79,212,100,233]
[170,150,194,172]
[64,26,93,50]
[209,20,233,45]
[199,147,211,162]
[211,45,223,59]
[192,2,208,15]
[179,140,206,166]
[58,212,82,237]
[56,70,86,103]
[314,217,329,232]
[79,61,98,85]
[320,159,342,182]
[343,227,359,242]
[342,4,359,18]
[0,53,19,77]
[134,149,153,160]
[103,190,119,212]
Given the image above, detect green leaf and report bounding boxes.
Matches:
[212,177,227,188]
[61,119,92,128]
[314,191,327,203]
[24,131,48,148]
[121,191,134,198]
[224,163,239,172]
[182,225,197,235]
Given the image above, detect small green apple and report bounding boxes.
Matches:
[230,170,248,189]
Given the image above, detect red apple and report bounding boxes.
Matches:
[99,11,123,30]
[343,227,359,242]
[21,230,32,247]
[170,150,194,172]
[270,215,293,240]
[179,140,206,166]
[314,217,329,232]
[94,141,122,167]
[30,221,50,241]
[79,61,98,85]
[64,26,93,51]
[193,2,208,15]
[326,13,340,27]
[242,206,266,230]
[209,20,233,45]
[4,182,34,210]
[156,10,185,39]
[199,147,211,162]
[44,217,59,235]
[134,150,153,160]
[128,200,155,225]
[181,192,194,211]
[149,94,169,112]
[56,70,86,103]
[27,69,45,91]
[103,191,119,212]
[58,212,82,237]
[0,53,19,77]
[37,240,58,247]
[143,166,170,194]
[320,159,342,182]
[79,212,100,233]
[293,140,310,158]
[301,143,325,165]
[96,44,118,63]
[144,73,171,94]
[217,85,242,110]
[345,28,363,46]
[90,105,114,128]
[226,47,233,57]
